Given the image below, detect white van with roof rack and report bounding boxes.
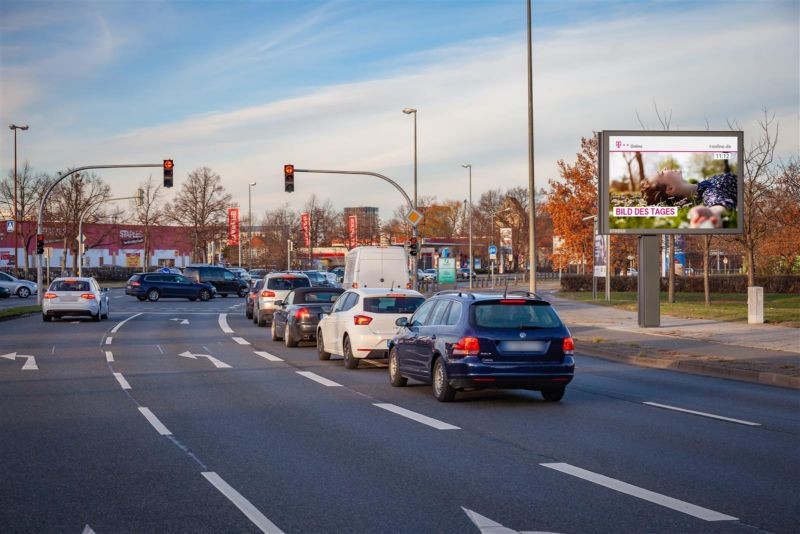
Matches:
[343,246,409,290]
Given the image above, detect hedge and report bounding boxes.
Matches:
[559,275,800,294]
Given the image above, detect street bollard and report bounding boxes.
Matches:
[748,286,764,324]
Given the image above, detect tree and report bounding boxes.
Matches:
[303,194,339,268]
[129,175,164,269]
[0,162,53,272]
[165,167,232,263]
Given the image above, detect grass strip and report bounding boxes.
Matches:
[0,305,42,320]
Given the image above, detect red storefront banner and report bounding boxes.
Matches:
[347,215,357,248]
[301,212,311,248]
[228,207,240,246]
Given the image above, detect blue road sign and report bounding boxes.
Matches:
[488,245,497,255]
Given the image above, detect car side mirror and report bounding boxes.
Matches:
[275,300,284,307]
[395,317,408,327]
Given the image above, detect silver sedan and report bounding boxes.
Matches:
[0,271,38,298]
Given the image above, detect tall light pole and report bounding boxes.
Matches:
[9,124,29,270]
[526,0,537,292]
[248,182,256,270]
[403,108,419,290]
[462,163,473,289]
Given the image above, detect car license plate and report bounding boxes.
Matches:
[61,296,78,302]
[499,340,547,352]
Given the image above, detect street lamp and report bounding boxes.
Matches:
[9,124,29,270]
[462,164,473,289]
[248,182,256,270]
[402,107,419,290]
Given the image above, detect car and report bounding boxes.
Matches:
[125,272,215,302]
[0,271,38,298]
[42,277,109,322]
[458,267,476,279]
[423,268,437,281]
[254,272,312,327]
[183,265,249,297]
[228,267,252,283]
[270,287,345,347]
[245,279,264,319]
[316,287,425,369]
[303,270,335,287]
[249,269,268,279]
[0,286,11,299]
[388,290,575,402]
[330,267,345,283]
[343,246,409,289]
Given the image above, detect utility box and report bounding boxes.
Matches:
[748,286,764,324]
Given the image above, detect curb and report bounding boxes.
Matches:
[576,342,800,390]
[0,312,40,323]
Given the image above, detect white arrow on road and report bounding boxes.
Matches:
[1,352,38,371]
[170,318,190,325]
[462,507,559,534]
[178,351,231,369]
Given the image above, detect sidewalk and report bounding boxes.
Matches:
[457,281,800,389]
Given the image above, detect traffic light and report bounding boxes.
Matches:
[36,234,44,255]
[284,164,294,193]
[408,237,418,256]
[136,188,144,207]
[163,159,174,188]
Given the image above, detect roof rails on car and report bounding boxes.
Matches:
[432,290,477,299]
[506,289,544,300]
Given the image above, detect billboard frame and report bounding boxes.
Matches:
[598,130,744,235]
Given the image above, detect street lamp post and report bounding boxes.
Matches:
[248,182,256,270]
[9,124,29,270]
[403,108,419,290]
[462,164,473,289]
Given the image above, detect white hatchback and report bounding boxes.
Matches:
[316,288,425,369]
[42,277,109,322]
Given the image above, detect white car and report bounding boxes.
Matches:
[254,272,311,327]
[0,271,38,298]
[316,288,425,369]
[42,277,109,322]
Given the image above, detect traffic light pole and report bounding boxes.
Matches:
[36,163,165,305]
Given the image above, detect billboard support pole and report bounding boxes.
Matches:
[637,234,660,327]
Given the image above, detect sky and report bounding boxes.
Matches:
[1,0,798,223]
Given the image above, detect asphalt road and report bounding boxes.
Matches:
[1,288,797,533]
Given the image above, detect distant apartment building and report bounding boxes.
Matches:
[343,207,380,247]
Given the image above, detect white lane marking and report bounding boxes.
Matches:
[51,345,55,355]
[218,313,234,334]
[296,371,342,387]
[82,525,96,534]
[138,407,172,436]
[374,403,460,430]
[462,507,559,534]
[254,351,283,362]
[643,402,761,427]
[113,372,131,390]
[1,352,38,371]
[105,351,114,362]
[105,337,112,345]
[540,463,738,521]
[232,337,251,345]
[178,351,232,369]
[202,471,284,533]
[111,312,142,333]
[157,345,164,354]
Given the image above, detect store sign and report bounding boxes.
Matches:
[348,215,357,248]
[228,207,240,246]
[120,229,144,246]
[301,212,311,248]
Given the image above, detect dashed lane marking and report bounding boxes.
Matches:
[202,472,284,533]
[296,371,342,387]
[232,337,251,345]
[254,351,283,362]
[373,403,460,430]
[138,407,172,436]
[643,402,761,426]
[540,463,738,522]
[105,337,112,345]
[113,372,131,390]
[218,313,234,334]
[105,351,114,362]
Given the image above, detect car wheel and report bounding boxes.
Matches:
[432,357,456,402]
[147,289,160,302]
[137,296,146,301]
[389,347,407,387]
[343,336,358,369]
[271,320,282,341]
[257,310,267,327]
[17,286,31,298]
[199,289,211,302]
[42,313,52,322]
[238,287,248,298]
[284,323,297,348]
[317,331,331,360]
[92,311,101,322]
[541,387,565,402]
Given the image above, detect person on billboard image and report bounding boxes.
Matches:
[639,168,737,228]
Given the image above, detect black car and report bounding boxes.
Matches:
[270,286,345,347]
[245,279,264,319]
[125,272,215,302]
[183,265,249,297]
[0,286,10,298]
[389,290,575,402]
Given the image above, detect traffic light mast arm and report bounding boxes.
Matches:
[293,169,414,214]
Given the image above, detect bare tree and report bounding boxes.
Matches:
[165,167,232,263]
[0,162,53,273]
[129,175,164,269]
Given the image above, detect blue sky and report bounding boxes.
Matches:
[1,0,798,221]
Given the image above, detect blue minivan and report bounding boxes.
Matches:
[388,290,575,402]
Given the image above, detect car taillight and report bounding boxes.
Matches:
[406,282,411,289]
[452,337,480,356]
[563,337,575,355]
[44,292,57,299]
[295,308,311,320]
[130,281,141,286]
[261,290,276,298]
[353,315,372,326]
[352,282,359,288]
[81,293,96,300]
[499,299,526,304]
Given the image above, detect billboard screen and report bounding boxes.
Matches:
[598,131,743,235]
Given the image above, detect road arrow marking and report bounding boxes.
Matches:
[1,352,38,371]
[462,507,559,534]
[170,318,190,325]
[179,351,231,369]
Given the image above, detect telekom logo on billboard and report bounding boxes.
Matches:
[348,215,357,248]
[301,212,311,248]
[227,207,240,246]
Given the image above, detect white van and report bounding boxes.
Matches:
[343,246,409,290]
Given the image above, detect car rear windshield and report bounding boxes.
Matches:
[471,301,561,329]
[127,275,141,282]
[50,280,90,292]
[363,296,425,314]
[267,277,311,290]
[301,291,341,303]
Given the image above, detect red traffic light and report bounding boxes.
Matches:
[164,159,174,170]
[284,164,294,175]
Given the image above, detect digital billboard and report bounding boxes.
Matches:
[598,131,744,235]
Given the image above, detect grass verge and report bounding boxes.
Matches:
[558,291,800,327]
[0,305,42,320]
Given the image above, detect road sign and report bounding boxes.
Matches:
[405,209,423,226]
[488,245,497,260]
[438,258,457,283]
[6,220,14,233]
